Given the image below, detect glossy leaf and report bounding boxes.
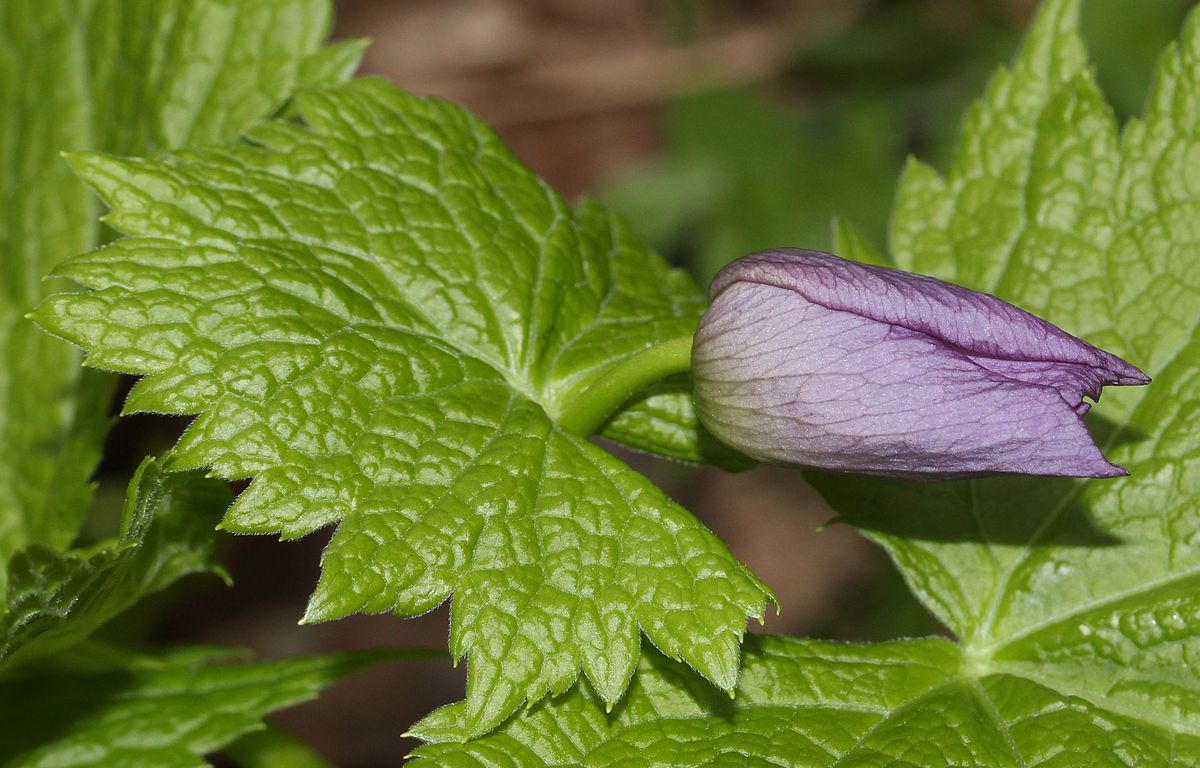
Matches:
[813,0,1200,749]
[32,78,773,738]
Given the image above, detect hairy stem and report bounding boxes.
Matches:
[556,335,694,436]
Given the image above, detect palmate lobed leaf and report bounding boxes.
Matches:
[32,78,774,739]
[0,0,358,600]
[814,0,1200,755]
[413,635,1200,767]
[0,645,393,767]
[420,0,1200,763]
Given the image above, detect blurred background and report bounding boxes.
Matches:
[86,0,1192,764]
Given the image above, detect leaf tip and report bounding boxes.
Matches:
[298,603,325,625]
[60,150,105,178]
[214,565,234,588]
[300,587,351,626]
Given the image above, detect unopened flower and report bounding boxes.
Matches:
[692,249,1149,479]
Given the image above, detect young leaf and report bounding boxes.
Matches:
[0,459,230,672]
[411,635,1200,766]
[0,646,393,767]
[0,0,357,594]
[32,78,774,738]
[809,0,1200,748]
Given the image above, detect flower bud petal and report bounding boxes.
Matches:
[693,249,1150,479]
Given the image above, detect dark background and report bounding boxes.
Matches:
[85,1,1192,764]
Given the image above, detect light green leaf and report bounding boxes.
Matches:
[32,78,773,738]
[0,458,229,673]
[0,0,356,596]
[808,0,1200,751]
[297,38,371,94]
[0,646,393,768]
[415,634,1200,767]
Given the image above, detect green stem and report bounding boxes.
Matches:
[224,724,334,768]
[556,335,694,437]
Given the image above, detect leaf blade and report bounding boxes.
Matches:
[33,77,773,737]
[812,0,1200,744]
[412,635,1200,767]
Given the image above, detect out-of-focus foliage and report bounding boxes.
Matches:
[0,2,393,765]
[607,0,1193,284]
[0,646,389,768]
[0,0,351,596]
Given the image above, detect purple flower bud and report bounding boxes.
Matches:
[692,249,1150,480]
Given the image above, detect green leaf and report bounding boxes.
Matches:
[568,196,750,468]
[806,0,1200,752]
[0,646,392,768]
[222,724,339,768]
[297,38,372,94]
[32,78,774,738]
[0,0,357,595]
[0,459,230,673]
[1081,0,1193,118]
[831,216,889,268]
[412,635,1200,767]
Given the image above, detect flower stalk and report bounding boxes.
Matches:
[555,335,694,437]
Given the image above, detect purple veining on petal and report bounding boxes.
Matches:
[963,357,1110,414]
[693,249,1150,480]
[711,250,1149,386]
